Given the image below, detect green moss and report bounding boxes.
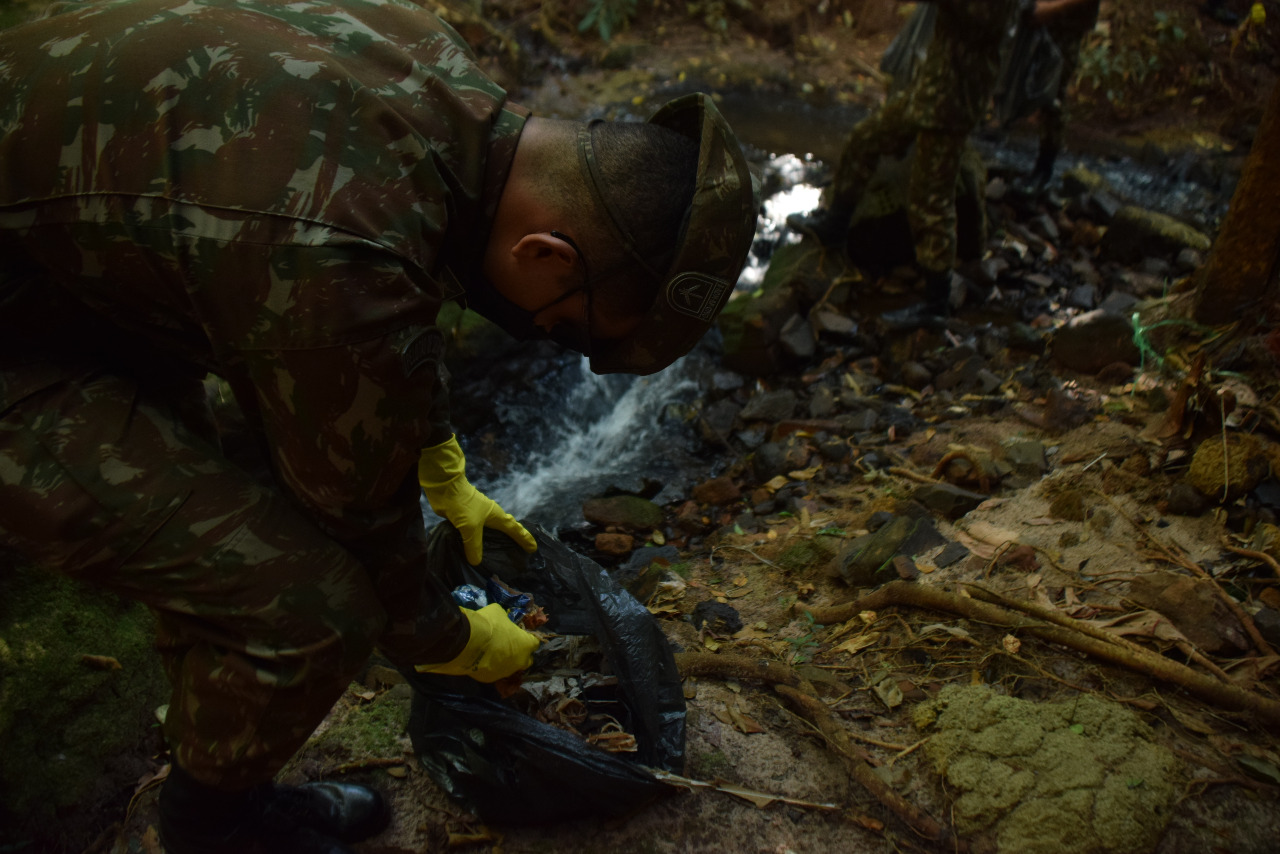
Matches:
[914,685,1181,853]
[688,747,732,779]
[0,565,167,838]
[306,686,412,761]
[776,538,837,573]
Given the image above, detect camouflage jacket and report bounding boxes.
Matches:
[908,0,1023,129]
[0,0,528,570]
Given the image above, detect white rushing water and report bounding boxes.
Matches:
[483,355,700,520]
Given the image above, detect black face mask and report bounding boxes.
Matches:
[464,276,592,355]
[464,275,546,343]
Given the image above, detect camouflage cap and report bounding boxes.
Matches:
[579,93,759,375]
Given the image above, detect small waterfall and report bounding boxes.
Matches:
[425,349,711,530]
[481,354,701,524]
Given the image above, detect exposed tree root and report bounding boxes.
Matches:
[800,581,1280,729]
[674,651,955,846]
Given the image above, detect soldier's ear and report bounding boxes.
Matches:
[510,233,578,270]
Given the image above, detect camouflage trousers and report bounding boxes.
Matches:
[1040,26,1090,164]
[0,365,454,790]
[829,93,970,274]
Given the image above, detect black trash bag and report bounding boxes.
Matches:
[403,522,685,825]
[993,5,1065,127]
[879,1,937,93]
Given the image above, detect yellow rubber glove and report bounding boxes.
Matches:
[418,435,537,565]
[414,604,540,682]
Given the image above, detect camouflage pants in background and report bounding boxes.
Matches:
[829,93,968,275]
[0,367,402,790]
[1040,24,1091,164]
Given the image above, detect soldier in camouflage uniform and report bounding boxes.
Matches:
[790,0,1021,318]
[0,1,758,851]
[1030,0,1102,187]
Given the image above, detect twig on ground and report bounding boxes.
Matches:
[674,651,954,845]
[800,581,1280,728]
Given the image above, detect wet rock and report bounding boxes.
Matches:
[1065,283,1098,310]
[934,354,985,392]
[739,388,798,422]
[812,308,857,339]
[1099,205,1212,265]
[691,600,743,634]
[1067,256,1103,287]
[935,541,971,568]
[1007,322,1047,354]
[817,436,852,462]
[1254,607,1280,650]
[750,437,810,482]
[1051,309,1140,373]
[672,500,706,534]
[1187,434,1272,502]
[778,314,815,360]
[1138,257,1174,278]
[836,514,920,586]
[1116,270,1167,298]
[1175,247,1205,272]
[1097,290,1139,316]
[808,385,837,418]
[1029,212,1060,243]
[582,495,664,529]
[900,360,934,390]
[692,475,742,507]
[735,425,767,449]
[595,532,635,556]
[840,406,880,433]
[1096,361,1136,385]
[1085,189,1123,222]
[912,483,987,520]
[619,544,682,573]
[698,398,741,445]
[1001,437,1049,478]
[711,370,747,392]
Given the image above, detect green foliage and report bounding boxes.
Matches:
[579,0,638,42]
[1075,8,1211,112]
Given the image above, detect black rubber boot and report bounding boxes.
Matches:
[158,764,389,854]
[785,208,851,247]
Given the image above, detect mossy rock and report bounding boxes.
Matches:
[0,563,168,851]
[581,494,664,530]
[913,684,1182,854]
[1186,433,1272,503]
[1099,205,1212,265]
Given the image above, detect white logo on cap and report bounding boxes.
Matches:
[667,272,727,322]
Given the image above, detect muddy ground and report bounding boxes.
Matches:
[7,0,1279,852]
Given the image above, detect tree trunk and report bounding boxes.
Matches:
[1193,80,1280,326]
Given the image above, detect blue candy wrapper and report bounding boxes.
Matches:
[451,581,531,625]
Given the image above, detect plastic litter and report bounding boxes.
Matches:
[405,522,685,824]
